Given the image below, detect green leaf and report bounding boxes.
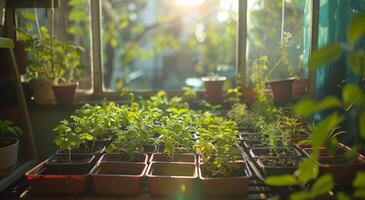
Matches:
[295,157,319,185]
[348,51,365,77]
[80,133,94,141]
[336,192,351,200]
[295,96,342,117]
[309,44,343,70]
[265,175,298,186]
[360,112,365,140]
[311,113,343,148]
[342,84,365,106]
[353,172,365,188]
[289,191,311,200]
[347,13,365,45]
[310,174,334,197]
[354,189,365,199]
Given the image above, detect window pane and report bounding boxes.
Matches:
[101,0,237,92]
[16,0,92,91]
[247,0,306,82]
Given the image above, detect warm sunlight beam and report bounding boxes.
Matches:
[175,0,205,7]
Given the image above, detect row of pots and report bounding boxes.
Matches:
[26,151,253,196]
[239,132,365,185]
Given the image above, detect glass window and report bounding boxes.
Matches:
[15,0,92,91]
[247,0,306,83]
[101,0,238,92]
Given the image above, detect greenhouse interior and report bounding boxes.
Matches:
[0,0,365,199]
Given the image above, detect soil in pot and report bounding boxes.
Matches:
[199,161,252,196]
[45,154,95,172]
[250,148,301,159]
[268,78,295,104]
[239,132,261,141]
[91,162,147,194]
[52,84,77,105]
[26,161,89,194]
[257,157,301,176]
[202,76,226,104]
[100,153,148,164]
[146,162,197,195]
[150,153,196,164]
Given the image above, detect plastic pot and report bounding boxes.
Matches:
[100,152,148,164]
[26,161,89,194]
[52,83,77,105]
[199,161,252,196]
[146,162,197,195]
[150,153,196,164]
[90,162,147,194]
[292,78,308,100]
[31,80,55,104]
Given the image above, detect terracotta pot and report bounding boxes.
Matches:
[268,78,295,104]
[100,153,148,164]
[45,154,96,172]
[146,162,197,195]
[26,161,89,194]
[91,162,147,194]
[31,80,55,104]
[0,138,19,177]
[199,161,252,196]
[242,87,256,104]
[150,153,196,164]
[256,157,301,176]
[52,83,77,105]
[202,76,226,104]
[292,78,308,100]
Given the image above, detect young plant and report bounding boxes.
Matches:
[227,103,256,131]
[0,120,22,147]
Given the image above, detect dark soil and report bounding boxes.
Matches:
[38,165,89,175]
[259,157,300,168]
[95,163,144,175]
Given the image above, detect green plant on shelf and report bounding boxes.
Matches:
[264,13,365,200]
[0,120,23,147]
[224,87,243,104]
[227,103,256,131]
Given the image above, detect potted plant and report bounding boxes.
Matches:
[194,114,252,196]
[202,74,226,104]
[0,120,22,177]
[14,28,33,75]
[51,40,84,105]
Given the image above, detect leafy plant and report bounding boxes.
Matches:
[227,103,256,131]
[0,120,23,147]
[224,87,242,104]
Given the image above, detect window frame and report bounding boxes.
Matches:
[75,0,317,101]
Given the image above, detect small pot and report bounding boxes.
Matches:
[150,153,196,164]
[146,162,197,195]
[45,153,96,172]
[52,83,78,105]
[268,78,295,104]
[256,157,301,176]
[292,78,308,100]
[0,138,19,177]
[100,152,148,164]
[90,162,147,194]
[202,76,226,104]
[249,148,301,159]
[26,161,89,194]
[199,161,252,196]
[242,87,256,104]
[31,80,55,104]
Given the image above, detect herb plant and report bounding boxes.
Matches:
[0,120,23,147]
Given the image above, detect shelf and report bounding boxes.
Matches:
[0,159,36,192]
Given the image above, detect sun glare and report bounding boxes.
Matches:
[175,0,205,7]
